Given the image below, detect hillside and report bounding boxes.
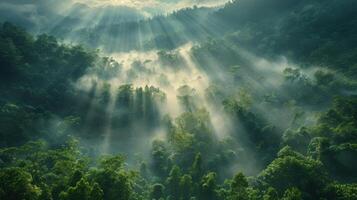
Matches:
[0,0,356,200]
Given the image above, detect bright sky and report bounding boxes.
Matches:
[75,0,229,14]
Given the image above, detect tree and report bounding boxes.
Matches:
[258,147,329,199]
[229,172,249,200]
[98,155,125,171]
[309,96,357,181]
[180,174,193,200]
[89,155,134,200]
[90,183,104,200]
[263,187,279,200]
[282,127,311,154]
[177,85,198,112]
[140,162,150,180]
[200,172,218,200]
[69,170,83,187]
[324,183,357,200]
[90,168,133,200]
[0,167,41,200]
[307,137,330,160]
[60,178,104,200]
[150,183,165,200]
[151,140,169,178]
[281,188,302,200]
[191,153,204,182]
[60,178,92,200]
[0,37,21,79]
[166,166,182,200]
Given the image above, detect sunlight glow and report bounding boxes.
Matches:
[74,0,230,15]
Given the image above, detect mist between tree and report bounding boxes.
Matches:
[49,34,353,180]
[1,0,357,200]
[1,24,355,198]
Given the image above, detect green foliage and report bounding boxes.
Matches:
[263,187,279,200]
[89,156,134,200]
[324,183,357,200]
[308,96,357,181]
[223,98,281,167]
[151,140,169,178]
[1,2,357,199]
[282,127,311,154]
[281,188,302,200]
[179,174,193,199]
[0,22,97,146]
[190,153,203,182]
[150,183,165,200]
[166,166,182,200]
[229,173,249,200]
[158,50,184,70]
[259,147,329,199]
[0,139,137,200]
[90,183,104,200]
[175,108,213,142]
[60,178,92,200]
[218,0,357,78]
[200,172,218,200]
[111,84,165,130]
[99,155,125,171]
[177,85,199,112]
[0,167,41,200]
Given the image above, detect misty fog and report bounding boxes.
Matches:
[0,1,356,200]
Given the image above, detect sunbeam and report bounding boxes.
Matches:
[1,1,356,199]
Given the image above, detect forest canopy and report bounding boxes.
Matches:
[0,0,356,200]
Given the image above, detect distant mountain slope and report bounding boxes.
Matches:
[1,0,357,77]
[214,0,357,77]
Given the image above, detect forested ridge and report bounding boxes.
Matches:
[0,0,357,200]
